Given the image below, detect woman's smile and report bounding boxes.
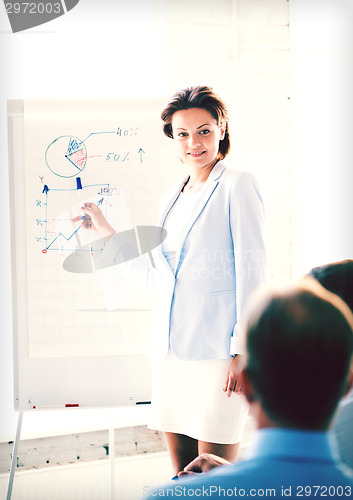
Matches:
[188,150,206,158]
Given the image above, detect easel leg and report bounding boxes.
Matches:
[6,411,24,500]
[109,408,115,500]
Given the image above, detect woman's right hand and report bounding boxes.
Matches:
[72,202,116,240]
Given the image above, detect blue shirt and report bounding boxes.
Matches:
[332,389,353,470]
[143,429,353,499]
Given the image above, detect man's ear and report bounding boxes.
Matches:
[242,368,257,404]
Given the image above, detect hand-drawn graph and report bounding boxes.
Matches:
[22,98,179,359]
[45,135,88,178]
[40,141,165,273]
[37,126,149,262]
[40,178,127,256]
[42,181,112,251]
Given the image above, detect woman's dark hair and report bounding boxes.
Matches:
[161,85,231,160]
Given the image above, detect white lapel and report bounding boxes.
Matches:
[160,161,227,227]
[174,161,227,274]
[154,176,189,277]
[179,161,225,237]
[157,161,227,275]
[158,176,189,228]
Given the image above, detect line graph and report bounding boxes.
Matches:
[40,178,115,254]
[38,174,166,273]
[45,226,81,252]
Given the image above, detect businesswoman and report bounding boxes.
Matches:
[77,86,266,475]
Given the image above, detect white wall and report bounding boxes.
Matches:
[235,0,291,285]
[290,0,353,276]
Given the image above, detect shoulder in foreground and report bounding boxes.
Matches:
[142,459,353,499]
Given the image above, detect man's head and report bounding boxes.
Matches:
[308,259,353,312]
[242,280,353,430]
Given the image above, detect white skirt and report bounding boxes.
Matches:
[148,352,249,444]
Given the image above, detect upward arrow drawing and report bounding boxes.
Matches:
[138,148,145,163]
[42,185,50,194]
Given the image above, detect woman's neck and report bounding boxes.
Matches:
[184,160,217,193]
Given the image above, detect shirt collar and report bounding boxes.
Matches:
[245,428,339,464]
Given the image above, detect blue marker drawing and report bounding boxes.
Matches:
[79,131,116,145]
[138,148,145,163]
[65,154,84,171]
[41,180,113,253]
[46,227,82,251]
[39,126,153,270]
[45,135,88,178]
[45,128,146,180]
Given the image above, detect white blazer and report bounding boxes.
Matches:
[105,161,266,360]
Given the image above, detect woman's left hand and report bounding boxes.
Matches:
[224,355,244,398]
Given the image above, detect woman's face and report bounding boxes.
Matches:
[171,108,225,170]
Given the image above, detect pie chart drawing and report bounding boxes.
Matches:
[45,135,87,178]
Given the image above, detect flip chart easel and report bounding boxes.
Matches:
[7,409,119,500]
